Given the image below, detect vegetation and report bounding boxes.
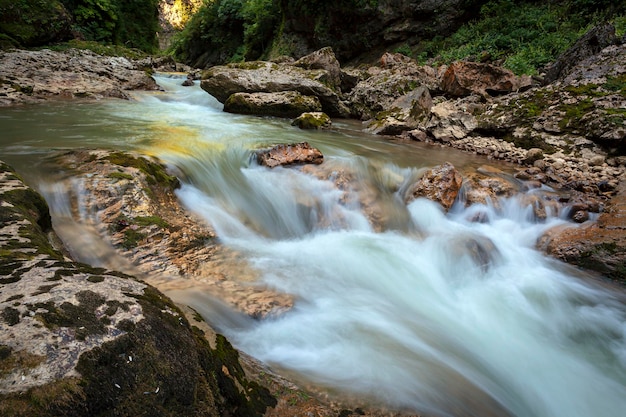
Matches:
[0,0,160,53]
[171,0,625,74]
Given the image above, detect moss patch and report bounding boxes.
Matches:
[103,153,180,190]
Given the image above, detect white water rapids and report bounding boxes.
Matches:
[1,74,625,416]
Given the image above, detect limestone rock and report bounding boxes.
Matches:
[441,61,532,97]
[256,142,324,168]
[405,162,463,211]
[200,61,350,117]
[0,160,276,416]
[291,112,332,129]
[224,91,322,118]
[0,49,160,106]
[294,47,343,91]
[348,54,439,120]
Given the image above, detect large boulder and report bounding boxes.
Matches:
[224,91,322,118]
[0,49,160,106]
[255,142,324,168]
[405,162,463,211]
[0,160,276,416]
[294,47,343,91]
[200,60,350,117]
[440,61,532,97]
[348,53,439,120]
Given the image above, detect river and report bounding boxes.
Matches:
[1,74,625,417]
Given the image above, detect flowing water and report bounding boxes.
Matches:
[1,75,625,417]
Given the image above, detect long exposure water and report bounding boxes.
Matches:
[1,75,625,417]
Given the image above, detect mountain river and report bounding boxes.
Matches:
[1,74,625,417]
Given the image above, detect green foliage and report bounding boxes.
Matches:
[0,0,72,47]
[415,1,589,75]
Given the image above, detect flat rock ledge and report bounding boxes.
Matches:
[256,142,324,168]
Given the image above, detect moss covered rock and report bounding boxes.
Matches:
[291,112,332,129]
[0,160,276,416]
[224,91,322,118]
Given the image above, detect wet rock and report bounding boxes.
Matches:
[224,91,322,118]
[440,61,531,97]
[540,182,626,283]
[181,74,195,86]
[256,142,324,168]
[0,49,160,106]
[405,162,463,211]
[291,112,332,129]
[0,160,276,416]
[461,168,518,207]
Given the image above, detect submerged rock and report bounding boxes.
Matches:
[255,142,324,168]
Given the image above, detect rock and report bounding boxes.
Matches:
[224,91,322,118]
[291,112,332,129]
[441,61,532,97]
[255,142,324,168]
[182,74,195,86]
[0,49,160,106]
[200,61,350,117]
[539,180,626,283]
[294,47,343,91]
[405,162,463,211]
[543,23,618,84]
[0,160,276,416]
[348,54,439,120]
[525,148,544,164]
[461,169,518,207]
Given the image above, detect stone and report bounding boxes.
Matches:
[256,142,324,168]
[405,162,463,211]
[0,160,277,416]
[0,49,160,106]
[440,61,532,97]
[525,148,544,164]
[200,61,350,117]
[294,47,343,91]
[224,91,322,118]
[291,112,332,129]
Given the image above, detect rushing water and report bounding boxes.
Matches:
[1,75,625,417]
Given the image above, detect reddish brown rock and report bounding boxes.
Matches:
[440,61,531,97]
[406,162,463,210]
[256,142,324,168]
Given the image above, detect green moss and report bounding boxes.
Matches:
[2,306,20,326]
[603,74,626,97]
[86,275,105,283]
[121,229,146,250]
[107,172,134,181]
[133,215,169,229]
[558,98,595,130]
[31,284,60,296]
[104,152,180,190]
[33,290,108,341]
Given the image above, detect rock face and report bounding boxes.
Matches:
[256,142,324,168]
[200,60,350,117]
[0,160,276,417]
[291,112,332,129]
[224,91,322,118]
[440,61,532,97]
[0,49,160,106]
[405,162,463,211]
